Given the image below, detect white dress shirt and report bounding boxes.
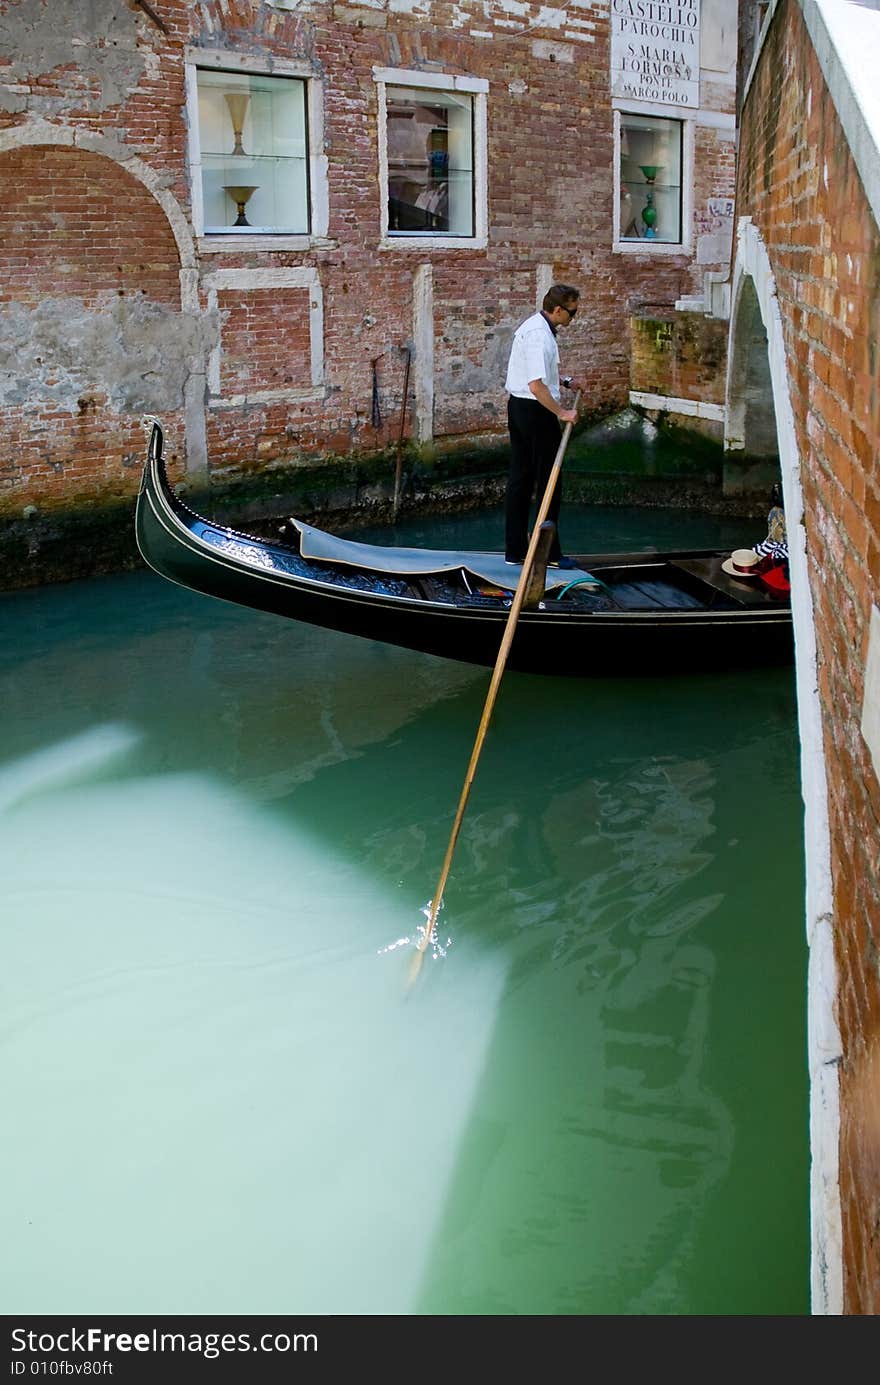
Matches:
[505,311,560,401]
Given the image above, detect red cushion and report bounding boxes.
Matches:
[760,564,791,596]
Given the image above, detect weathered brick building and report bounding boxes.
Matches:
[0,0,738,557]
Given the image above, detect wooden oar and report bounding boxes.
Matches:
[406,392,581,991]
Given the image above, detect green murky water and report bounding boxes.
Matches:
[0,503,808,1314]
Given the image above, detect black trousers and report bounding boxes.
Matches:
[505,395,563,562]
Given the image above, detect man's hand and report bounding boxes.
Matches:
[528,378,579,422]
[561,376,580,392]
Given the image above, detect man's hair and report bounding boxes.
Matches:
[542,284,580,313]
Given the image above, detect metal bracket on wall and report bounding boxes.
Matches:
[133,1,169,35]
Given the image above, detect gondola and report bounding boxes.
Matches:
[135,422,793,676]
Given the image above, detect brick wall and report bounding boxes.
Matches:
[738,0,880,1314]
[0,143,186,508]
[215,288,313,396]
[0,0,735,527]
[631,310,728,403]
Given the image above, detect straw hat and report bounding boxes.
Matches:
[721,548,761,579]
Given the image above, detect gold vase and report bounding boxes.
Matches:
[223,184,258,227]
[224,92,250,157]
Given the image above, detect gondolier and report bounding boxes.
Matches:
[504,284,581,568]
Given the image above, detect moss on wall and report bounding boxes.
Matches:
[0,410,762,592]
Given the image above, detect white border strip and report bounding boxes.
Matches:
[612,110,694,256]
[731,216,841,1317]
[202,267,324,405]
[630,390,725,421]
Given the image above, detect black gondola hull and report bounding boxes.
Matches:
[136,425,793,676]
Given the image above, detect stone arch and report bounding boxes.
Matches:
[0,121,207,491]
[728,217,841,1316]
[0,120,198,306]
[724,267,779,493]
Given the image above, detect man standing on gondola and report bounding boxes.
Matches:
[504,283,581,569]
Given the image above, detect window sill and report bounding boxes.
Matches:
[379,234,488,252]
[613,239,691,256]
[198,235,335,254]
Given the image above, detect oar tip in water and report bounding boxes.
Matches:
[403,899,444,995]
[404,946,426,994]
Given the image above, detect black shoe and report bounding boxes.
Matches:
[505,556,525,565]
[549,555,579,570]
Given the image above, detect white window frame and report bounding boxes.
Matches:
[612,103,694,256]
[185,48,329,253]
[373,67,488,252]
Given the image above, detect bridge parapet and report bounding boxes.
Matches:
[736,0,880,1316]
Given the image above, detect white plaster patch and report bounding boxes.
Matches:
[695,109,736,131]
[536,263,553,309]
[696,230,732,265]
[508,77,528,94]
[532,38,574,61]
[535,4,567,25]
[700,0,737,74]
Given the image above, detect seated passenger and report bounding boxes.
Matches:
[754,484,790,597]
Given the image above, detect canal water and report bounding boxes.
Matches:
[0,503,809,1315]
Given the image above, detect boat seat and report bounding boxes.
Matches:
[670,557,777,607]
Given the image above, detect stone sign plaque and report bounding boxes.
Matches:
[611,0,701,108]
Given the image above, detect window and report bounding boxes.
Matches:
[617,113,684,247]
[194,68,309,235]
[374,68,488,249]
[386,88,474,236]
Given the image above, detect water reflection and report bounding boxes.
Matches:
[270,669,807,1313]
[0,526,808,1314]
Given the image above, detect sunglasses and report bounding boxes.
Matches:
[562,304,578,318]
